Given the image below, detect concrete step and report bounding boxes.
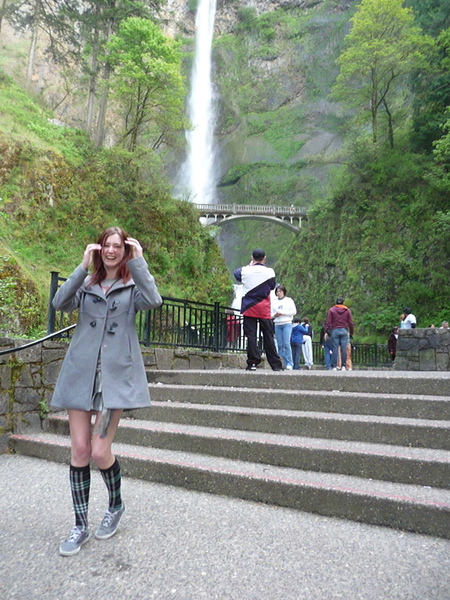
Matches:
[9,368,450,537]
[45,413,450,489]
[147,383,450,420]
[9,431,450,540]
[147,369,450,397]
[129,401,450,450]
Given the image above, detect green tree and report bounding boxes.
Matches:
[410,25,450,153]
[105,17,185,153]
[5,0,80,85]
[332,0,433,148]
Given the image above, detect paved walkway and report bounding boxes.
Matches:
[1,454,449,600]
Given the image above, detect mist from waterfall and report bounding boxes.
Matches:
[178,0,218,205]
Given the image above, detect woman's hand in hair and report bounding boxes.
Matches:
[125,237,143,259]
[82,243,101,270]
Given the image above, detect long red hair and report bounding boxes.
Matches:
[89,227,132,286]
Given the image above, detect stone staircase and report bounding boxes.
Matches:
[9,369,450,539]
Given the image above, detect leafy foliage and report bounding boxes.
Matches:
[106,17,185,152]
[332,0,434,147]
[0,75,231,336]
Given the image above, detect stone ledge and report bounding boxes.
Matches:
[395,328,450,371]
[0,338,249,450]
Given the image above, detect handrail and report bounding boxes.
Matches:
[38,272,392,367]
[0,324,76,356]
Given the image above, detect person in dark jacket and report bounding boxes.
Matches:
[52,227,162,556]
[319,323,334,370]
[291,318,309,370]
[387,326,399,362]
[325,297,354,370]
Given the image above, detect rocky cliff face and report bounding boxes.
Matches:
[160,0,353,35]
[158,0,356,268]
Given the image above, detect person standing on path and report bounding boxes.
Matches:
[319,322,333,370]
[272,284,297,370]
[301,316,314,369]
[388,326,399,363]
[234,249,283,371]
[325,297,354,370]
[291,318,309,370]
[51,226,162,556]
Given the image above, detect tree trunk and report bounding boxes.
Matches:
[371,105,377,144]
[383,98,395,149]
[94,2,115,148]
[26,0,42,88]
[94,61,111,147]
[86,6,100,132]
[0,0,8,39]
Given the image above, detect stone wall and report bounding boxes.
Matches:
[0,337,247,453]
[395,328,450,371]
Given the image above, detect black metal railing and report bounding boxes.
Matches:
[0,325,75,357]
[45,271,391,367]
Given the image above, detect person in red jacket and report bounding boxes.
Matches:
[325,297,354,371]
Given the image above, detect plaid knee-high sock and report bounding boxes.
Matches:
[69,464,90,529]
[99,458,122,512]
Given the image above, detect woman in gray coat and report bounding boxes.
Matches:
[52,226,162,556]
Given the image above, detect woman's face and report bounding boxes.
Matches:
[276,288,285,298]
[101,233,125,271]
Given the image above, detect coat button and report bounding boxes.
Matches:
[90,321,96,327]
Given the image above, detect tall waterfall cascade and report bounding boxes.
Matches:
[177,0,218,205]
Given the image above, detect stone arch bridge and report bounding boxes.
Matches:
[195,203,307,233]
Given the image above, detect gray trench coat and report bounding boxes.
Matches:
[51,256,162,411]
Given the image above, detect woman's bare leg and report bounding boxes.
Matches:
[91,409,123,469]
[68,409,93,466]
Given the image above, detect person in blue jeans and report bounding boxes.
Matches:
[319,323,333,369]
[272,285,297,370]
[291,318,309,370]
[324,297,354,370]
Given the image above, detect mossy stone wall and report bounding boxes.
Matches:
[0,337,247,453]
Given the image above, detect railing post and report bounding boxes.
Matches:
[47,271,59,334]
[374,343,378,367]
[213,302,221,353]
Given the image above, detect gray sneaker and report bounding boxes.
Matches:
[59,526,90,556]
[95,504,125,540]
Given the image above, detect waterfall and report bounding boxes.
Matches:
[178,0,217,205]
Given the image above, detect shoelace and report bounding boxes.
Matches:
[67,527,85,542]
[100,510,115,528]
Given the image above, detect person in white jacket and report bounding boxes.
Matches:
[272,285,297,369]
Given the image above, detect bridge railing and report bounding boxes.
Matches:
[195,203,307,216]
[46,272,390,367]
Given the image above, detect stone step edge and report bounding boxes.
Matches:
[146,370,450,396]
[49,413,450,463]
[127,403,450,451]
[148,382,450,404]
[9,432,450,540]
[148,384,450,420]
[136,401,450,430]
[47,414,450,489]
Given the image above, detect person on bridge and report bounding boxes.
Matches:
[51,226,162,556]
[234,249,283,371]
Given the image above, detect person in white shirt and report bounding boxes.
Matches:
[301,316,314,369]
[272,285,297,369]
[400,307,416,329]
